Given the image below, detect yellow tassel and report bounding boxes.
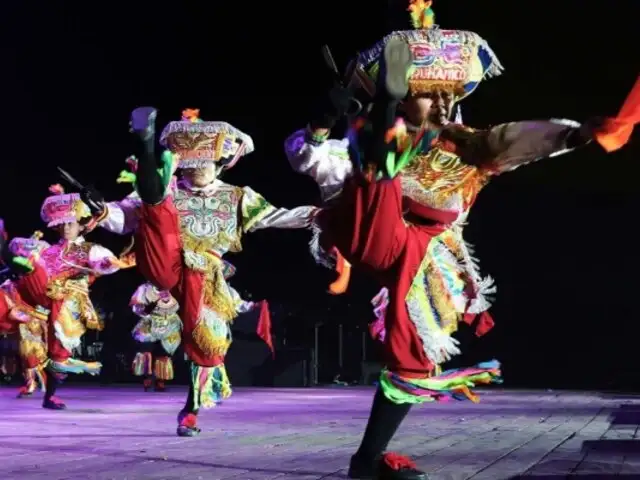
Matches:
[192,322,231,357]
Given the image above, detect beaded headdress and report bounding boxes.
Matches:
[352,0,503,100]
[159,109,254,170]
[40,184,91,227]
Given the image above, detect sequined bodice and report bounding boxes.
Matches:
[40,242,93,281]
[173,183,244,255]
[402,147,489,214]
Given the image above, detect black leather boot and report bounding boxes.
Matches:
[42,367,66,410]
[176,366,201,437]
[130,107,164,205]
[359,37,413,175]
[347,389,428,479]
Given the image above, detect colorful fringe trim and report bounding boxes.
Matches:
[191,363,232,410]
[50,358,102,376]
[379,360,502,405]
[154,357,174,381]
[132,352,153,376]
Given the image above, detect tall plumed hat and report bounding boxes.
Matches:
[40,184,91,227]
[352,0,503,100]
[159,109,254,170]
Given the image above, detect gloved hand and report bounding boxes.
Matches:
[11,256,34,275]
[129,106,157,141]
[567,117,605,148]
[80,185,106,217]
[310,84,356,130]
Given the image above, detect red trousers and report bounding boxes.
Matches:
[0,291,13,334]
[134,198,223,367]
[13,265,71,363]
[320,175,445,378]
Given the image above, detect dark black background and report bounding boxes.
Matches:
[1,1,638,389]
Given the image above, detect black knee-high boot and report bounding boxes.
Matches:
[42,367,66,410]
[357,37,412,177]
[348,388,428,479]
[129,107,164,205]
[177,362,201,437]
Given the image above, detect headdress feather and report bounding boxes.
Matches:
[49,184,64,194]
[408,0,435,29]
[181,108,202,123]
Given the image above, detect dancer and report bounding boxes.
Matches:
[3,185,133,409]
[0,222,19,385]
[129,260,257,393]
[130,282,181,392]
[1,226,48,396]
[82,108,317,436]
[285,2,629,477]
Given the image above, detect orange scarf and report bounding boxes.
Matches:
[595,76,640,152]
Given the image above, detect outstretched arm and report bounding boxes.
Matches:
[441,119,589,175]
[97,192,142,235]
[284,128,354,203]
[240,186,318,233]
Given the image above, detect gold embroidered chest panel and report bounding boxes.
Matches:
[402,147,490,213]
[173,183,244,256]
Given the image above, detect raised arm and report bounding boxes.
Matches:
[284,128,354,203]
[441,119,589,175]
[240,186,318,233]
[284,78,360,203]
[98,191,143,235]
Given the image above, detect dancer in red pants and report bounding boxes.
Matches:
[2,187,132,409]
[290,2,633,473]
[104,108,317,436]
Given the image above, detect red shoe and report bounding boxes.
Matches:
[43,396,67,410]
[143,378,152,392]
[176,412,201,437]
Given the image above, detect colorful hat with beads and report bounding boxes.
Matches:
[352,0,503,100]
[159,108,255,170]
[40,184,92,227]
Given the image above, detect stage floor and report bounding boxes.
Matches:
[1,386,640,479]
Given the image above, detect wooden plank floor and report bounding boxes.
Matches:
[1,385,639,479]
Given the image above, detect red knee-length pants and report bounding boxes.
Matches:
[134,197,225,368]
[12,265,72,363]
[320,175,446,378]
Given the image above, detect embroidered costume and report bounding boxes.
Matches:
[0,221,20,386]
[130,282,182,391]
[129,259,256,392]
[91,108,316,436]
[1,186,132,409]
[284,1,620,477]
